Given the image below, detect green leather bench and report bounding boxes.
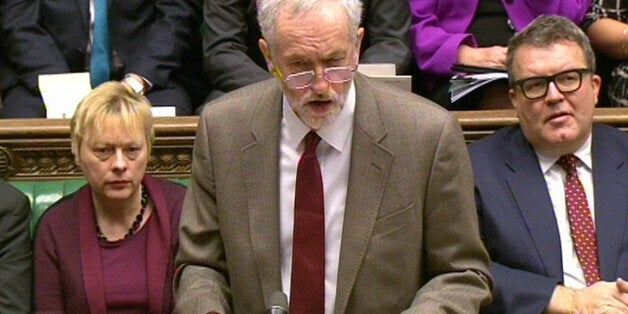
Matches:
[9,178,190,232]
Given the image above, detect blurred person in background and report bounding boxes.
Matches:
[1,0,208,118]
[582,0,628,107]
[0,180,32,313]
[409,0,589,110]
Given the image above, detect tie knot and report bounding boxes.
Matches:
[557,154,579,174]
[303,132,321,155]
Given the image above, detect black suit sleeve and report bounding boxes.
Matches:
[0,0,69,91]
[0,182,32,313]
[360,0,412,75]
[202,0,273,98]
[114,0,204,88]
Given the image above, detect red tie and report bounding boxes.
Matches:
[557,154,601,286]
[290,132,325,313]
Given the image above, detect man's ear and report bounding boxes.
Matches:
[354,27,365,64]
[508,88,519,111]
[259,38,284,79]
[259,38,274,71]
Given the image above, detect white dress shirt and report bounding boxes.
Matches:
[279,83,355,314]
[536,133,594,289]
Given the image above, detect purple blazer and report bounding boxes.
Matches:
[34,175,186,313]
[409,0,590,77]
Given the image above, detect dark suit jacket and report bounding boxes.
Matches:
[468,124,628,313]
[2,0,208,115]
[0,181,32,313]
[175,73,492,313]
[0,9,17,95]
[201,0,412,101]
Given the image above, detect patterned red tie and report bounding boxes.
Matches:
[290,132,325,313]
[557,154,601,286]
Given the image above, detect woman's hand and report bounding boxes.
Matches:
[457,44,507,69]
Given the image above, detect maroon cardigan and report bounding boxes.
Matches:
[34,175,186,313]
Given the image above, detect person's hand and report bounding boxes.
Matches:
[122,73,152,95]
[572,280,628,313]
[547,280,628,313]
[617,277,628,294]
[457,45,507,69]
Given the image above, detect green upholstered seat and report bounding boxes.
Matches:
[9,178,189,232]
[10,180,86,231]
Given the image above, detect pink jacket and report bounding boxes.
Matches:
[409,0,590,77]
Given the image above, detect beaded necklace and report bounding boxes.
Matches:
[96,185,149,241]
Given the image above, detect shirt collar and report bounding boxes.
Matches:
[282,81,355,151]
[536,133,593,174]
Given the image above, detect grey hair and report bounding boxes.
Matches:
[506,15,596,85]
[257,0,363,48]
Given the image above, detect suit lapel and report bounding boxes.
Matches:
[77,187,107,313]
[242,85,284,302]
[504,130,564,278]
[334,75,393,313]
[591,126,627,279]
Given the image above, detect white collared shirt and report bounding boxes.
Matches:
[279,83,355,314]
[536,133,594,289]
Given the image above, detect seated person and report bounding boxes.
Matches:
[582,0,628,107]
[0,180,32,313]
[0,0,208,118]
[0,51,17,114]
[201,0,412,103]
[409,0,589,110]
[34,81,187,312]
[469,15,628,313]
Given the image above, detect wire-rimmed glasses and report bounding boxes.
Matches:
[280,66,357,90]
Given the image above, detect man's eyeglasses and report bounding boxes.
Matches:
[278,66,357,90]
[513,68,593,100]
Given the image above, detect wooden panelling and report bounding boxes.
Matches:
[1,108,627,180]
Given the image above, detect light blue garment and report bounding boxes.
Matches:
[90,0,111,87]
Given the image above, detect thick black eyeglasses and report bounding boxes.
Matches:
[513,68,593,100]
[280,66,357,90]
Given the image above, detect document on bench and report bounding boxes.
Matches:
[39,72,92,119]
[39,72,176,118]
[449,72,509,103]
[357,63,412,92]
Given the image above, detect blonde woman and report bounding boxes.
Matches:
[34,82,186,313]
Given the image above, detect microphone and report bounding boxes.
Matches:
[265,291,288,314]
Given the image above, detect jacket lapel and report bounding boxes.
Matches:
[591,125,627,279]
[334,75,393,313]
[504,129,564,279]
[143,176,170,313]
[78,186,107,314]
[242,85,284,303]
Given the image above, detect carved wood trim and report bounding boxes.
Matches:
[0,117,197,180]
[1,109,626,180]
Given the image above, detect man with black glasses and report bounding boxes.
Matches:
[174,0,492,312]
[469,15,628,313]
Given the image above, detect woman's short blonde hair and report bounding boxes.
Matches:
[70,81,154,157]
